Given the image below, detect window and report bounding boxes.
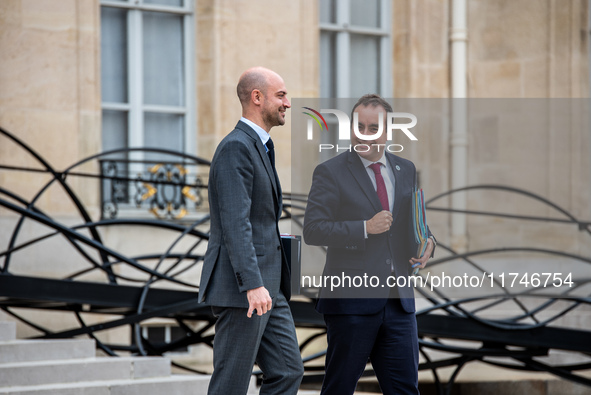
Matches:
[99,0,196,219]
[141,324,189,353]
[319,0,392,98]
[317,0,391,162]
[100,0,195,162]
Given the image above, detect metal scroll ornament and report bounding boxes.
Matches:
[135,163,204,220]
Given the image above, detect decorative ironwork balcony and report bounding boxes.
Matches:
[100,158,208,221]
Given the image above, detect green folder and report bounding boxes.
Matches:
[411,188,428,275]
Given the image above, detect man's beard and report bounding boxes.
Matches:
[263,107,284,129]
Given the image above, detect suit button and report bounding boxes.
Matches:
[277,245,281,250]
[386,258,392,266]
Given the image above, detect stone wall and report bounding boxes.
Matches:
[196,0,319,191]
[0,1,590,381]
[392,0,591,256]
[0,0,101,216]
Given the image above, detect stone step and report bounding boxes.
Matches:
[130,357,170,379]
[0,375,210,395]
[0,339,95,364]
[0,322,16,342]
[0,356,170,387]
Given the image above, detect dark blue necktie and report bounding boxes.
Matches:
[266,138,281,217]
[266,138,276,168]
[266,138,280,189]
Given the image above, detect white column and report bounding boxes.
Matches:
[128,8,144,181]
[450,0,468,251]
[335,0,350,98]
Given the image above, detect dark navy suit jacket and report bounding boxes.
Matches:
[303,150,434,314]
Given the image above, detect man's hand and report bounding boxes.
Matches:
[409,237,434,270]
[246,286,273,318]
[366,210,393,235]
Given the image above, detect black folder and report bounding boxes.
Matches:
[281,235,302,295]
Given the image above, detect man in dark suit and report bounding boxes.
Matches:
[199,67,304,395]
[303,94,435,394]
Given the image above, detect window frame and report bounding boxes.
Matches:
[100,0,196,159]
[319,0,392,98]
[140,323,190,354]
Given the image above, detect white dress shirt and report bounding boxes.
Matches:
[241,116,270,150]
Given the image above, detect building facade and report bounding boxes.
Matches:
[1,0,590,383]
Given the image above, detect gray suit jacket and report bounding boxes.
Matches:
[199,121,291,307]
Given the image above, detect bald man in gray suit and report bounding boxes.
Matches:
[199,67,304,395]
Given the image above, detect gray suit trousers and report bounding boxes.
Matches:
[208,291,304,395]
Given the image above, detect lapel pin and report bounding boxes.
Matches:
[395,165,401,171]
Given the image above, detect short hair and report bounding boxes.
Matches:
[237,69,269,105]
[350,94,393,122]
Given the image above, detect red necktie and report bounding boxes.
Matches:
[369,163,389,211]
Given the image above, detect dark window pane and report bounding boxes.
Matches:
[143,12,184,106]
[144,112,184,160]
[101,7,128,103]
[147,326,166,343]
[320,31,336,97]
[350,0,380,28]
[319,0,336,24]
[350,34,380,97]
[102,110,129,155]
[144,0,184,6]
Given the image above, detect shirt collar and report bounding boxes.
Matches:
[358,153,388,169]
[241,117,270,147]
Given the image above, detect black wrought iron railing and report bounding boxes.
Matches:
[1,125,591,394]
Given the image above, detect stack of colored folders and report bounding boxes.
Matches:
[411,188,429,275]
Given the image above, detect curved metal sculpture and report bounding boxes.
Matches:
[0,127,213,369]
[1,126,590,394]
[413,187,591,392]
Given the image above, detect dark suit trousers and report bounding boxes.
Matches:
[321,298,419,395]
[208,291,304,395]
